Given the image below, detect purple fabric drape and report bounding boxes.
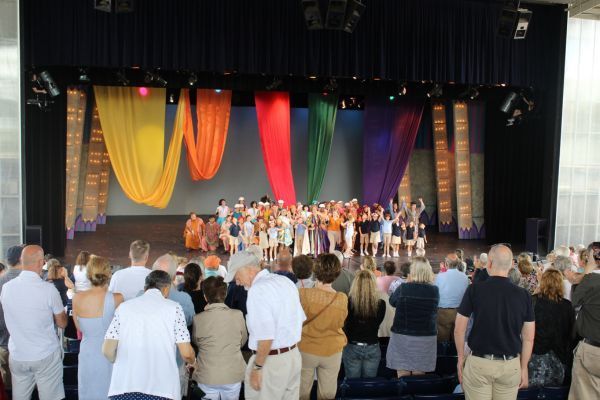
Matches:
[362,99,424,205]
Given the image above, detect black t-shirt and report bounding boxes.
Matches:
[343,299,387,344]
[392,222,401,236]
[360,221,371,234]
[50,279,68,306]
[370,220,380,233]
[458,276,534,356]
[473,268,489,283]
[418,227,426,238]
[406,226,415,238]
[184,288,207,314]
[229,224,240,237]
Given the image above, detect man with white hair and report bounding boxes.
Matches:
[472,252,489,283]
[152,254,195,325]
[554,245,570,258]
[455,245,535,399]
[553,256,574,300]
[225,251,305,400]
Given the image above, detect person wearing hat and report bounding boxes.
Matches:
[0,244,24,389]
[204,255,227,279]
[225,251,305,400]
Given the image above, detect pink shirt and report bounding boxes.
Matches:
[376,275,400,294]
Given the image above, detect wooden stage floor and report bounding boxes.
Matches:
[64,215,512,271]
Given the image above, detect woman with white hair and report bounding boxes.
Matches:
[386,257,439,377]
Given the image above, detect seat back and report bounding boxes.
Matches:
[339,377,401,398]
[517,387,541,399]
[63,365,78,386]
[414,394,466,400]
[539,386,569,400]
[398,374,456,395]
[435,355,458,376]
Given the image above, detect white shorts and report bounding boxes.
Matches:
[10,349,64,400]
[416,237,425,249]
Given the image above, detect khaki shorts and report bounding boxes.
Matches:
[370,232,381,244]
[269,238,278,248]
[360,233,369,244]
[416,237,425,249]
[392,236,402,245]
[229,236,239,246]
[406,239,415,246]
[383,233,392,242]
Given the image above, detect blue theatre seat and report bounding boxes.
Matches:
[63,365,78,386]
[398,374,457,395]
[338,377,401,399]
[63,351,78,366]
[538,386,569,400]
[414,394,465,400]
[435,355,458,376]
[64,385,78,400]
[517,387,541,399]
[66,338,80,353]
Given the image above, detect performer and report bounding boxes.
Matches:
[381,212,395,258]
[183,212,202,251]
[341,214,355,259]
[416,223,428,250]
[369,212,382,257]
[220,215,232,252]
[247,201,259,221]
[241,215,255,250]
[326,211,343,253]
[229,217,241,256]
[402,197,426,225]
[359,212,371,256]
[293,216,308,256]
[216,199,229,225]
[391,217,403,257]
[268,220,279,261]
[204,216,220,252]
[258,219,269,260]
[406,221,417,257]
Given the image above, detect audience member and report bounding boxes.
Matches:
[153,254,195,325]
[529,269,575,387]
[46,258,74,306]
[73,250,91,292]
[553,256,573,300]
[508,267,522,286]
[331,250,355,295]
[109,240,151,301]
[192,277,248,400]
[292,255,315,289]
[272,248,297,283]
[435,254,469,342]
[554,245,570,258]
[415,248,426,257]
[376,261,400,294]
[0,245,67,400]
[182,263,207,314]
[455,244,535,399]
[472,253,489,283]
[298,254,348,400]
[103,270,195,400]
[72,255,123,400]
[204,254,227,279]
[225,251,305,400]
[343,270,386,378]
[387,257,439,377]
[0,263,5,279]
[0,245,23,389]
[361,256,382,277]
[517,252,539,295]
[388,262,410,295]
[568,245,600,399]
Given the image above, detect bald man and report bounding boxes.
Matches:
[0,245,67,400]
[454,244,535,400]
[152,254,194,326]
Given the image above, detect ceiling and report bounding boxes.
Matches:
[525,0,600,19]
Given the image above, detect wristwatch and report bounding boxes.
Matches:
[252,362,263,371]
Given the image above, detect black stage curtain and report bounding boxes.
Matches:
[24,76,67,257]
[23,0,563,86]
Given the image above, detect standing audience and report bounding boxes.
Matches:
[529,269,575,387]
[376,261,399,294]
[331,251,355,295]
[225,251,305,400]
[298,254,348,400]
[455,244,535,400]
[182,263,207,314]
[387,257,439,377]
[343,270,386,378]
[72,251,92,292]
[109,240,151,301]
[293,255,315,289]
[45,259,74,306]
[517,252,539,295]
[102,270,195,400]
[0,245,23,390]
[1,245,67,400]
[192,277,248,400]
[272,248,297,284]
[434,254,469,342]
[72,255,123,399]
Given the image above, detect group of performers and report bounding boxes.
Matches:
[183,196,428,261]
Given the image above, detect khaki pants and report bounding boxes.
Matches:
[295,234,305,255]
[0,347,10,390]
[463,355,520,400]
[437,308,458,342]
[569,341,600,400]
[245,347,301,400]
[300,351,342,400]
[327,231,341,253]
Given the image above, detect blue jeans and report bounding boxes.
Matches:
[342,343,381,378]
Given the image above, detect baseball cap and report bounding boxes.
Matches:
[6,245,24,266]
[224,251,260,283]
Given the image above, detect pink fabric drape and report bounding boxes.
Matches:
[254,92,297,205]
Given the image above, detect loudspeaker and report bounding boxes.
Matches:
[526,218,547,255]
[498,5,519,38]
[301,0,323,30]
[94,0,111,12]
[514,9,532,39]
[25,225,42,246]
[325,0,347,30]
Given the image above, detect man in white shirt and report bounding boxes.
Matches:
[109,240,151,301]
[0,245,67,400]
[435,254,469,342]
[225,251,305,400]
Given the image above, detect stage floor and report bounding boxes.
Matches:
[64,215,511,271]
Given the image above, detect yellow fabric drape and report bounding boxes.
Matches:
[183,89,232,180]
[94,86,186,208]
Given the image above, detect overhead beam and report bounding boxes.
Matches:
[569,0,600,19]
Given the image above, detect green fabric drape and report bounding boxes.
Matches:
[307,94,338,203]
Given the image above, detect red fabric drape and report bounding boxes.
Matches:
[254,92,297,205]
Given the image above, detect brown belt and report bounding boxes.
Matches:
[584,338,600,348]
[252,344,297,356]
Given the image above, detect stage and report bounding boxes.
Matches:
[63,216,516,272]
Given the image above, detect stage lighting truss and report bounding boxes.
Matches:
[427,83,443,98]
[144,70,168,87]
[301,0,365,33]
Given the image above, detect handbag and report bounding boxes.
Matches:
[303,292,339,327]
[186,368,206,400]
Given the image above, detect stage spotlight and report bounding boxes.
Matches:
[94,0,111,12]
[500,91,519,114]
[145,70,168,87]
[38,71,60,98]
[115,0,134,13]
[343,0,365,33]
[169,93,175,103]
[138,87,149,97]
[398,82,408,96]
[215,89,222,93]
[427,83,443,98]
[26,96,54,111]
[266,77,283,91]
[340,99,347,109]
[301,0,323,30]
[323,78,338,93]
[78,68,90,83]
[389,95,395,101]
[116,70,129,86]
[188,73,197,86]
[460,86,480,100]
[326,0,347,30]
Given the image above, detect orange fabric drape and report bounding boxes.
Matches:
[183,89,232,180]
